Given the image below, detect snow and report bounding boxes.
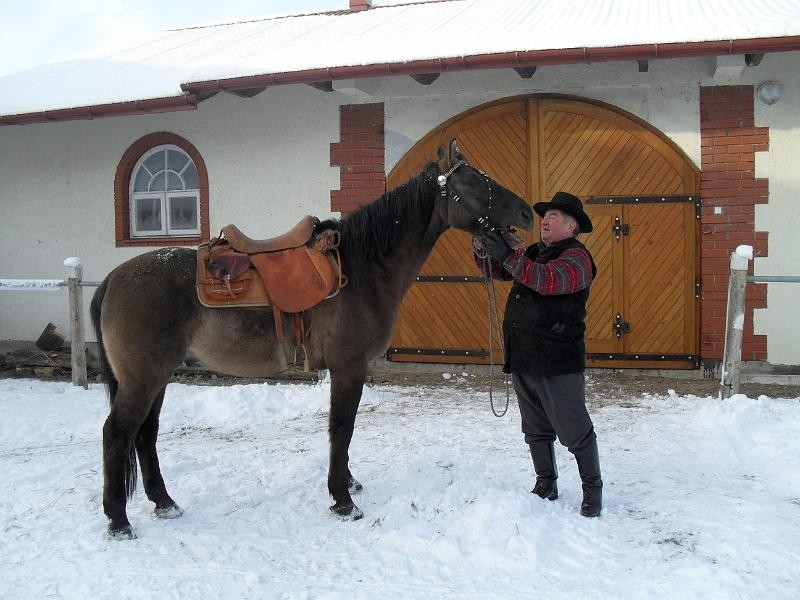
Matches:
[0,278,64,290]
[736,245,754,260]
[2,376,799,599]
[2,0,800,117]
[63,257,82,268]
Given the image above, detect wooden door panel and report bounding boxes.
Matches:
[388,100,528,360]
[623,202,697,357]
[390,281,511,363]
[387,95,699,367]
[625,204,688,353]
[582,207,623,354]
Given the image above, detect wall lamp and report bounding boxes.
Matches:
[756,81,784,106]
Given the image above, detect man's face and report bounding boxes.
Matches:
[540,209,576,246]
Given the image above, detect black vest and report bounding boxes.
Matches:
[502,237,596,375]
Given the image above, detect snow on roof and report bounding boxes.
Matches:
[2,0,800,122]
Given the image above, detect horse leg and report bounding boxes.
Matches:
[135,386,183,520]
[102,382,163,539]
[328,364,367,520]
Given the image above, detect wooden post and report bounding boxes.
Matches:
[719,251,749,399]
[66,258,88,389]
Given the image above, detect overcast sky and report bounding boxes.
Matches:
[0,0,411,77]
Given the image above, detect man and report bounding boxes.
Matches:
[475,191,602,517]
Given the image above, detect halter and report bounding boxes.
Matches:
[436,160,497,232]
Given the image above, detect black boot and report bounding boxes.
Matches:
[529,442,558,500]
[574,442,603,517]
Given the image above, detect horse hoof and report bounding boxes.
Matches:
[330,502,364,521]
[108,524,136,540]
[154,503,184,520]
[348,477,363,494]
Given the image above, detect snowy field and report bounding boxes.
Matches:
[1,375,799,599]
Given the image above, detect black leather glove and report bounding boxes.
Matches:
[481,229,513,261]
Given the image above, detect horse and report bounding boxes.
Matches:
[91,139,533,538]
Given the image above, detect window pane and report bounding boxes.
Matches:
[168,149,189,173]
[167,171,183,191]
[169,196,198,231]
[144,150,165,175]
[182,163,199,190]
[150,172,166,191]
[135,197,162,232]
[133,167,151,192]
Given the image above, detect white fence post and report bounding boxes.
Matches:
[65,257,88,389]
[719,250,750,399]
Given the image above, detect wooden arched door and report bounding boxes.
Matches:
[387,96,700,369]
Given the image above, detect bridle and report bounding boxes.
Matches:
[437,159,498,233]
[437,158,512,417]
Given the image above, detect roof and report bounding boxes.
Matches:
[2,0,800,125]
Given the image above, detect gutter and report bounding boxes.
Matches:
[0,94,198,126]
[3,35,800,126]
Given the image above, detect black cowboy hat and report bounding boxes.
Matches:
[533,191,593,233]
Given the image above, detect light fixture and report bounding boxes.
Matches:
[757,81,784,106]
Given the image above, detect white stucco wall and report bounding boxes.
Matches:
[0,85,341,343]
[750,54,800,366]
[1,52,798,365]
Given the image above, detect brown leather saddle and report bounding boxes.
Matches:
[197,215,346,355]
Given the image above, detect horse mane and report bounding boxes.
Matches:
[317,161,439,263]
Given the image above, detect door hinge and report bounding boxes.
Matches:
[614,313,631,338]
[695,278,702,299]
[613,216,630,240]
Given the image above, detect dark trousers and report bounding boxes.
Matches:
[512,371,597,455]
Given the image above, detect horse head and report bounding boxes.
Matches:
[436,138,533,235]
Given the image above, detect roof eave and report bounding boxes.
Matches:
[3,36,800,126]
[0,94,198,126]
[182,35,800,95]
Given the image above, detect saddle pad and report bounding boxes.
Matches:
[249,247,337,313]
[197,246,270,308]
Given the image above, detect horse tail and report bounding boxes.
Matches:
[90,277,138,499]
[90,278,117,402]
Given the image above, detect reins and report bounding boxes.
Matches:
[439,159,512,417]
[478,252,512,417]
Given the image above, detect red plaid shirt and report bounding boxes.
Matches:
[475,241,594,295]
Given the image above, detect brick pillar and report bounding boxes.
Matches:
[330,103,385,215]
[699,85,768,361]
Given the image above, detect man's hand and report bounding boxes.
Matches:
[481,229,513,261]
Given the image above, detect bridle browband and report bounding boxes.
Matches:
[436,159,497,232]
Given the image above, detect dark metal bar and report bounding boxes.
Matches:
[586,195,699,205]
[587,353,699,363]
[415,275,486,283]
[387,347,489,358]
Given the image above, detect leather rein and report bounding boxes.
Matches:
[436,159,512,417]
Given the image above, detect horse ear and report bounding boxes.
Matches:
[448,138,462,162]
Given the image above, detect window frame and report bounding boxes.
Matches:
[114,133,210,248]
[129,145,201,238]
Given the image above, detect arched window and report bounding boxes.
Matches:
[114,132,209,247]
[130,145,200,237]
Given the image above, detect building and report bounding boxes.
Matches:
[2,0,799,372]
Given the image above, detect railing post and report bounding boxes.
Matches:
[719,250,750,399]
[65,257,88,389]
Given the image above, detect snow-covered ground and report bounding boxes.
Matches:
[1,375,798,599]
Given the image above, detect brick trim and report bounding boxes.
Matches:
[114,132,210,247]
[330,103,385,214]
[699,86,768,360]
